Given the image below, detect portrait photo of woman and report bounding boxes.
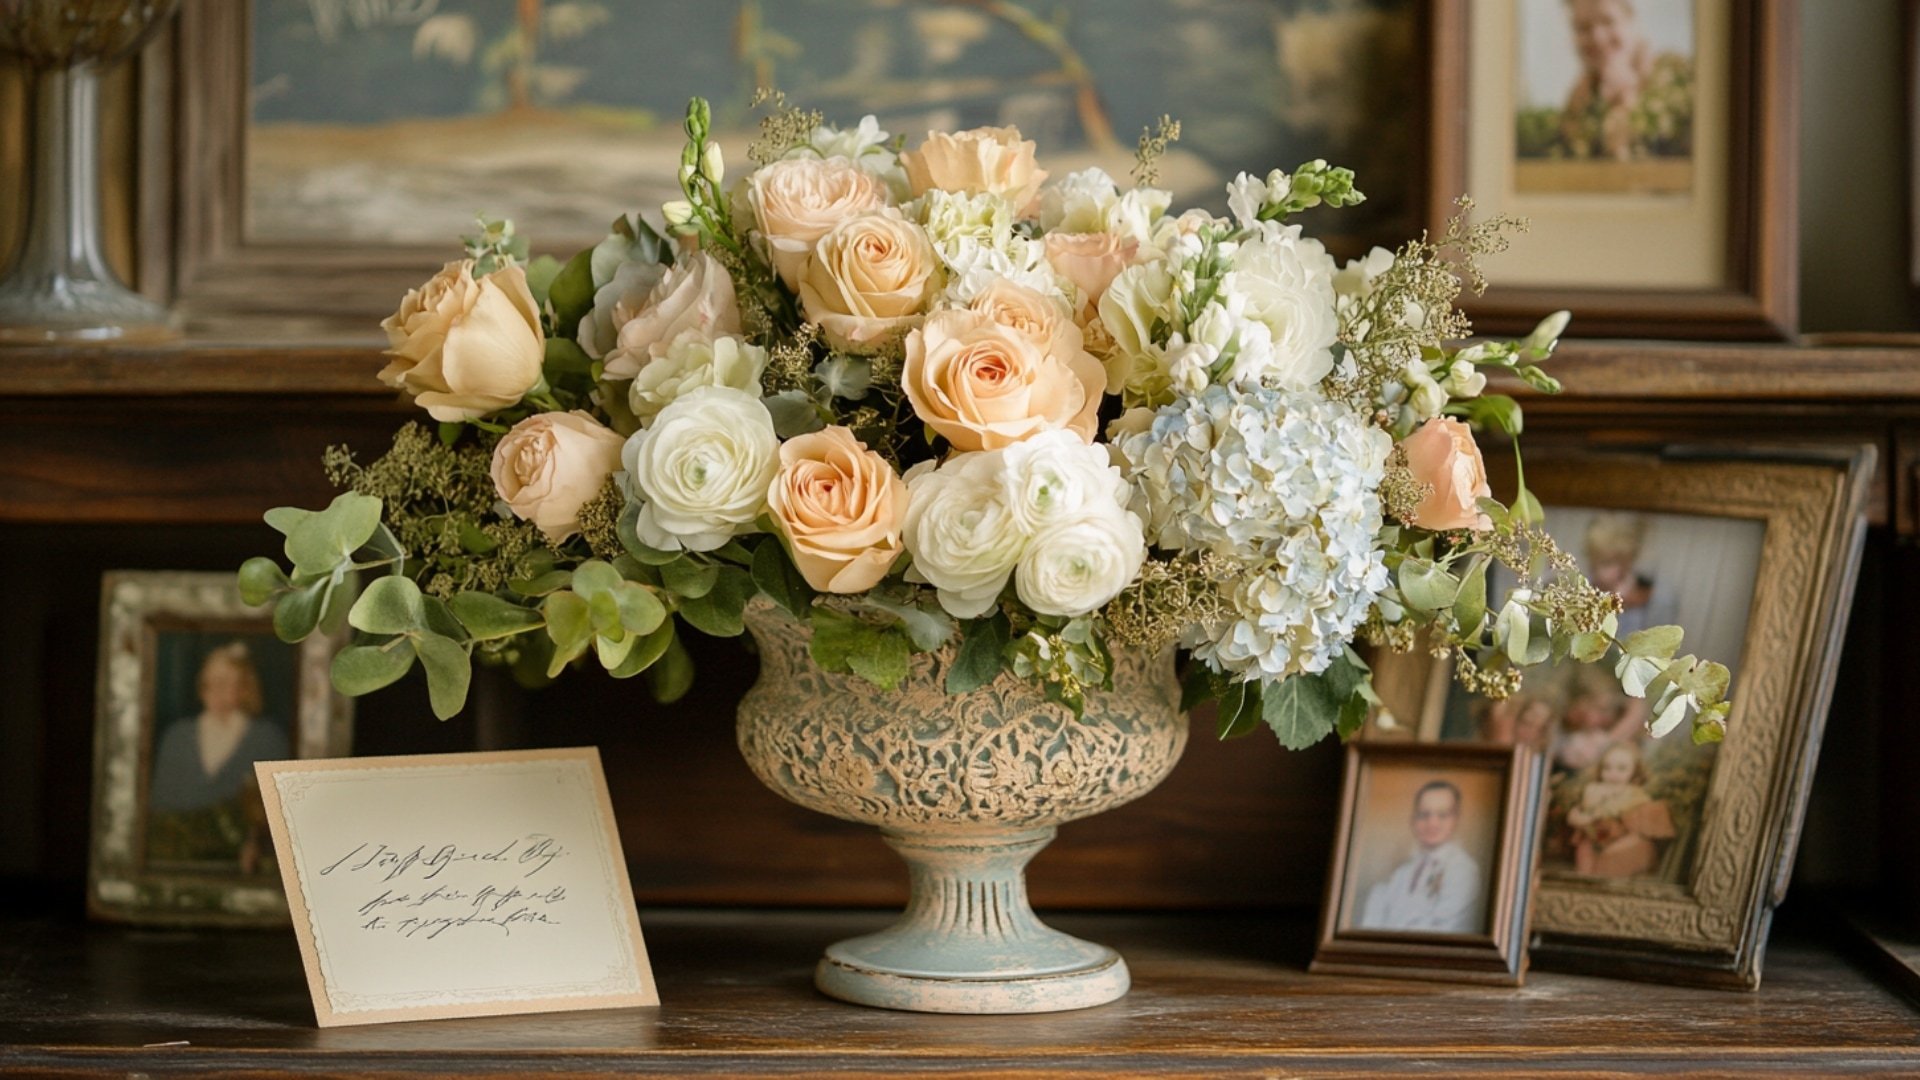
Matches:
[145,635,294,876]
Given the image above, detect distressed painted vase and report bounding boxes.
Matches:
[736,601,1187,1014]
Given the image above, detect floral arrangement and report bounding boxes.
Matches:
[241,96,1731,750]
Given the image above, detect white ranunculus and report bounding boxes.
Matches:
[902,452,1031,619]
[621,386,778,552]
[1015,507,1146,617]
[996,429,1131,535]
[628,332,769,424]
[1217,223,1338,390]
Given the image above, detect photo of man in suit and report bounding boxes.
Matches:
[1355,779,1486,934]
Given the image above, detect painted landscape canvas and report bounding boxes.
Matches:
[248,0,1415,252]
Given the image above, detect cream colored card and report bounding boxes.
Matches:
[256,747,657,1027]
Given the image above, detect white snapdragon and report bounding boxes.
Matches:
[621,386,778,552]
[1114,383,1391,681]
[628,332,769,423]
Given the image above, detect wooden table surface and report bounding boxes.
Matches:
[0,908,1915,1078]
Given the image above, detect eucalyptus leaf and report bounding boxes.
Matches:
[543,591,594,653]
[1451,557,1488,639]
[263,506,313,537]
[609,622,675,679]
[570,560,624,599]
[613,582,667,636]
[411,631,473,720]
[660,558,719,599]
[237,557,288,606]
[271,578,327,643]
[284,492,382,577]
[1623,625,1685,661]
[595,629,639,669]
[330,643,416,696]
[450,591,544,641]
[348,574,426,635]
[646,634,695,704]
[862,595,953,652]
[1399,560,1460,613]
[847,628,912,690]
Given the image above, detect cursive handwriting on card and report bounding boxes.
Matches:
[318,835,574,940]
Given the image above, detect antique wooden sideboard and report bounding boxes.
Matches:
[1,339,1917,1076]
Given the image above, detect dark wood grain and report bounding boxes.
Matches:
[0,910,1912,1078]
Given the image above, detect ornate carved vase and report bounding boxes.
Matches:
[736,601,1187,1014]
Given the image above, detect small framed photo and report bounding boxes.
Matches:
[1367,444,1875,987]
[89,571,353,926]
[1428,0,1797,339]
[1313,742,1548,986]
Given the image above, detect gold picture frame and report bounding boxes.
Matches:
[1367,444,1875,988]
[88,570,352,926]
[1313,741,1548,986]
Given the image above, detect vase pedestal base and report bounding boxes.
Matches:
[811,829,1132,1014]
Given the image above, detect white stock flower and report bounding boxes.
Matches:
[902,451,1030,618]
[1097,259,1180,398]
[621,386,778,552]
[1114,383,1391,681]
[1039,168,1172,247]
[1226,170,1277,228]
[628,332,769,424]
[1015,508,1146,617]
[1212,223,1338,389]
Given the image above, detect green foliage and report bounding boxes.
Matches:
[947,611,1012,694]
[647,634,695,703]
[1262,672,1342,751]
[810,606,914,690]
[750,538,817,620]
[237,557,288,606]
[546,247,597,340]
[330,644,415,696]
[1256,159,1365,222]
[676,565,756,638]
[449,591,544,641]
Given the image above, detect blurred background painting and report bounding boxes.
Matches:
[248,0,1416,253]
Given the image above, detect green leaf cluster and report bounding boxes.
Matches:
[1183,649,1377,749]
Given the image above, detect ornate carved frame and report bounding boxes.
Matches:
[1312,741,1548,987]
[88,570,352,926]
[1371,443,1876,988]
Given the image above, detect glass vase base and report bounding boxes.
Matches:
[0,277,177,345]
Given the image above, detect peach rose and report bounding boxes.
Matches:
[901,126,1047,211]
[378,259,544,422]
[490,410,626,544]
[1402,417,1493,531]
[798,208,939,353]
[748,157,892,291]
[767,426,908,593]
[1044,232,1139,325]
[601,250,742,379]
[902,307,1104,452]
[967,278,1084,360]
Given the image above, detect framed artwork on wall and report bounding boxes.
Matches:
[117,0,1426,338]
[1427,0,1798,339]
[1366,443,1875,988]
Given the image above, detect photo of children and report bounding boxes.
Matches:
[1442,506,1762,885]
[1514,0,1696,194]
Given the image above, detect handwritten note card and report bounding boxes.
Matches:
[256,748,657,1026]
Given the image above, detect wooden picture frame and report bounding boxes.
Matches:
[88,570,352,926]
[1368,443,1875,988]
[1427,0,1798,339]
[1313,741,1548,987]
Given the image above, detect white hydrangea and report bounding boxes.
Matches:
[934,235,1065,307]
[1114,383,1391,682]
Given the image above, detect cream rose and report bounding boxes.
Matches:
[902,308,1104,452]
[1015,508,1146,617]
[378,259,544,422]
[622,386,779,552]
[628,332,769,424]
[1402,417,1493,531]
[1044,231,1139,325]
[768,426,908,593]
[902,452,1028,619]
[601,251,743,379]
[748,157,891,291]
[901,126,1047,211]
[798,208,939,353]
[489,411,625,544]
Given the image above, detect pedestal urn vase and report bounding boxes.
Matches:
[736,601,1187,1014]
